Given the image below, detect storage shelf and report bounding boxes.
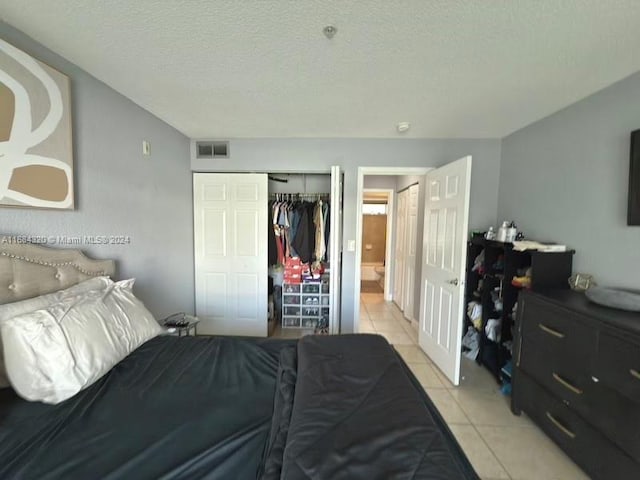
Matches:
[464,236,574,382]
[282,281,330,329]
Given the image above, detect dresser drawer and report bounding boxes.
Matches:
[595,332,640,403]
[515,373,640,479]
[521,299,595,350]
[519,336,593,410]
[588,382,640,463]
[520,339,640,462]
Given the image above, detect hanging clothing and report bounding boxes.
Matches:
[272,196,329,265]
[288,208,299,257]
[314,200,325,262]
[268,202,277,266]
[292,202,314,264]
[323,201,330,261]
[271,201,287,266]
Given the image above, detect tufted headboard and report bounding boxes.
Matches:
[0,237,116,304]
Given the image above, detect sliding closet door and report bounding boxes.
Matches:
[393,189,407,310]
[329,166,343,333]
[193,173,268,337]
[403,184,419,320]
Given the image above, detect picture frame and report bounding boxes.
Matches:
[0,37,74,210]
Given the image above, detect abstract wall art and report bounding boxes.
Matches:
[0,37,74,209]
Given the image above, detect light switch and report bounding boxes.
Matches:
[347,240,356,251]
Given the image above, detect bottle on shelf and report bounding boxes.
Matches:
[485,227,496,240]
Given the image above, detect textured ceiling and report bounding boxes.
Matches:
[2,1,640,138]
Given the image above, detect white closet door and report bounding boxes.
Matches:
[329,166,342,333]
[393,189,407,310]
[403,184,419,320]
[193,173,268,337]
[418,156,472,385]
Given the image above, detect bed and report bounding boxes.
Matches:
[0,241,478,479]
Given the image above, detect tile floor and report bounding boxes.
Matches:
[272,292,590,479]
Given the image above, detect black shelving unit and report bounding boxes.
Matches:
[464,235,574,383]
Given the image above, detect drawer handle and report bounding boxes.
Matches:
[552,373,583,395]
[538,323,565,338]
[630,369,640,380]
[546,412,576,439]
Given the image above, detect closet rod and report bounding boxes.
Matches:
[268,175,288,183]
[269,193,329,200]
[396,181,419,194]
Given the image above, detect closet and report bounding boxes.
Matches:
[193,169,342,337]
[271,191,331,331]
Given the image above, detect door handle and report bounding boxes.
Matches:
[545,412,576,439]
[552,373,583,395]
[447,279,459,286]
[538,323,565,339]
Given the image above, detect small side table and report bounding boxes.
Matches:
[162,313,200,337]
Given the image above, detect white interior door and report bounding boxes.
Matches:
[418,156,472,385]
[403,184,419,320]
[329,166,342,334]
[193,173,268,337]
[393,189,407,310]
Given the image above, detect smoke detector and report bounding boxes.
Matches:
[323,25,337,39]
[397,122,411,133]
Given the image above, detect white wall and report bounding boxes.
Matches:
[498,71,640,289]
[193,138,501,332]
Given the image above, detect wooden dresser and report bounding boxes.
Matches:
[512,290,640,478]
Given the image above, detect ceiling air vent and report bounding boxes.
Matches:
[196,141,229,159]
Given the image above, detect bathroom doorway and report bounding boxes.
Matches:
[361,189,393,298]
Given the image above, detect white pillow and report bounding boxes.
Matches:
[0,276,113,388]
[1,279,162,403]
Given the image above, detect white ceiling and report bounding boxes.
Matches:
[2,1,640,139]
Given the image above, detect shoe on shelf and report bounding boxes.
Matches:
[512,276,531,288]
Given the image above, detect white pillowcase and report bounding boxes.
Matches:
[1,279,163,404]
[0,276,113,388]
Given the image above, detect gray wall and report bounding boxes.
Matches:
[498,71,640,289]
[363,176,397,189]
[0,22,193,318]
[193,138,502,332]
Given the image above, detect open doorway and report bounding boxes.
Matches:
[354,167,430,334]
[360,189,392,299]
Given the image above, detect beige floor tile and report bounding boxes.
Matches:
[448,389,531,427]
[359,318,374,330]
[448,425,510,479]
[366,304,396,313]
[425,388,470,424]
[407,363,445,388]
[371,318,406,333]
[402,324,419,342]
[457,358,503,393]
[368,310,396,322]
[361,293,386,304]
[433,367,456,389]
[394,345,430,364]
[379,330,414,345]
[358,320,377,333]
[476,425,589,480]
[391,308,409,322]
